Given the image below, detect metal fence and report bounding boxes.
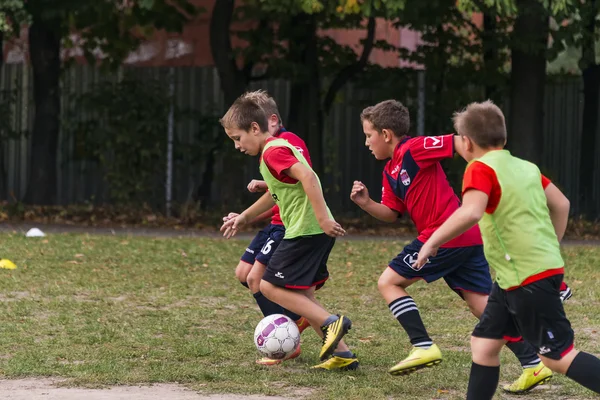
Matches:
[1,64,599,217]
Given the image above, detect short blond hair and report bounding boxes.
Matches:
[240,90,282,126]
[453,100,506,148]
[220,95,268,132]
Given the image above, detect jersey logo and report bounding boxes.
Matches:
[424,136,443,149]
[271,193,279,202]
[295,146,304,154]
[400,169,411,186]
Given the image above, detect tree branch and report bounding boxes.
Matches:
[323,12,376,114]
[242,18,269,81]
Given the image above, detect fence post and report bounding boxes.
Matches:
[166,67,175,217]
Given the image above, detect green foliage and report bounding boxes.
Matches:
[64,74,172,205]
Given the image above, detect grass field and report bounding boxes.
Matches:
[0,232,599,400]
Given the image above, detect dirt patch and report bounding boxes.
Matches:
[0,378,295,400]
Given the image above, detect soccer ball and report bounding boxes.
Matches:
[254,314,300,359]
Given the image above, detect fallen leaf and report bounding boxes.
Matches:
[346,271,354,278]
[75,254,84,258]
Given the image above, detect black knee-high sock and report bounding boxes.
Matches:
[388,296,432,348]
[466,363,499,400]
[240,281,249,289]
[253,291,285,317]
[566,352,600,393]
[252,291,301,321]
[506,341,540,368]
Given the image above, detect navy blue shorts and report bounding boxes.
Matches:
[240,224,286,266]
[388,239,493,297]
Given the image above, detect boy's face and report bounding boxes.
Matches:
[225,122,263,156]
[455,133,473,161]
[362,120,390,160]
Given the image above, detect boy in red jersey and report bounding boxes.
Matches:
[222,91,310,365]
[351,100,556,392]
[414,100,600,399]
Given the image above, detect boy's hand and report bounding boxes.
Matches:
[220,214,248,239]
[222,212,239,222]
[350,181,370,207]
[413,242,438,270]
[247,180,268,193]
[319,218,347,238]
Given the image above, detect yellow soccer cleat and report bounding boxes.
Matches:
[256,345,301,366]
[0,259,17,270]
[388,344,443,376]
[319,315,352,361]
[311,355,359,371]
[503,362,552,394]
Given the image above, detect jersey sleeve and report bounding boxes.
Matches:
[462,161,497,197]
[381,170,406,215]
[541,174,551,189]
[279,132,312,167]
[262,146,300,175]
[407,134,455,168]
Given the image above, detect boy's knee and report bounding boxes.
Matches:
[471,336,503,365]
[377,273,392,292]
[247,273,261,292]
[259,279,272,295]
[540,350,578,375]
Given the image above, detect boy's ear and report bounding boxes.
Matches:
[381,128,393,143]
[250,121,261,135]
[268,114,279,127]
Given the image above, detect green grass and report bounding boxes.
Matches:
[0,233,599,399]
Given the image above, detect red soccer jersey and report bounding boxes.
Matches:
[264,128,311,225]
[381,134,482,247]
[462,160,552,214]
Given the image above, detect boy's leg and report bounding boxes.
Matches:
[467,337,505,400]
[261,234,352,362]
[445,245,552,393]
[237,226,270,286]
[383,239,479,375]
[467,282,516,400]
[510,275,600,394]
[235,261,253,288]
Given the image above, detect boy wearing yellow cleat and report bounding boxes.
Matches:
[352,100,556,390]
[220,94,356,369]
[415,100,600,399]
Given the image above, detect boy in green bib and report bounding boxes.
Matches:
[414,100,600,398]
[219,94,357,370]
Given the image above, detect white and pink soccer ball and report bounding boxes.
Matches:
[254,314,300,359]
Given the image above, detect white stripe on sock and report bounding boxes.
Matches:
[414,341,433,348]
[390,300,416,315]
[393,306,418,317]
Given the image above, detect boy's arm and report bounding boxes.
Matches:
[220,192,275,238]
[285,162,346,237]
[350,181,399,223]
[413,189,488,268]
[544,183,570,242]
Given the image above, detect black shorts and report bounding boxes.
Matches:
[472,274,574,360]
[262,233,335,290]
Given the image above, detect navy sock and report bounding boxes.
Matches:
[253,291,285,317]
[240,281,249,289]
[505,341,540,368]
[333,350,354,358]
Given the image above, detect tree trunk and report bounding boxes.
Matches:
[286,15,323,175]
[508,0,549,165]
[579,0,600,218]
[23,22,61,205]
[482,10,499,101]
[209,0,247,106]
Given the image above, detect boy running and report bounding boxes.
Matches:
[223,91,310,365]
[415,100,600,399]
[351,100,558,392]
[220,94,357,370]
